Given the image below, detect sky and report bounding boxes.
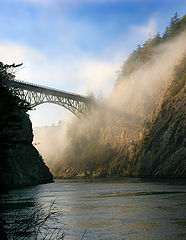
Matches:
[0,0,185,126]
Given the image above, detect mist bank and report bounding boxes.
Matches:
[34,14,186,179]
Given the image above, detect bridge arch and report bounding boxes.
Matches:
[3,79,93,118]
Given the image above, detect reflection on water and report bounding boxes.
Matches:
[2,178,186,240]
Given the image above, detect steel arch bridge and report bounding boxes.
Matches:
[3,79,93,118]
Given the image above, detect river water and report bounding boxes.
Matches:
[2,178,186,240]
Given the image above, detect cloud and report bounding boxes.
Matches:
[132,16,157,39]
[75,59,119,96]
[0,16,160,99]
[0,42,45,64]
[0,41,119,95]
[0,12,160,126]
[0,41,120,125]
[0,41,47,80]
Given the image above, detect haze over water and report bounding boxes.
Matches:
[4,178,186,240]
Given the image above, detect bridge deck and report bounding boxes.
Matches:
[5,79,91,103]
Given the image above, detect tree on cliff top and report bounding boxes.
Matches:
[0,62,31,111]
[116,13,186,85]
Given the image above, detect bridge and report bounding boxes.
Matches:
[3,79,93,118]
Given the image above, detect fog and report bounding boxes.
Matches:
[34,121,70,168]
[33,31,186,170]
[110,31,186,120]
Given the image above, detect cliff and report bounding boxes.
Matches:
[52,55,185,179]
[0,65,53,190]
[131,56,186,177]
[34,14,186,179]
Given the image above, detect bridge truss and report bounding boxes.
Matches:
[3,79,92,118]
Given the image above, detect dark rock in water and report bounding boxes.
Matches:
[0,143,53,188]
[0,216,7,240]
[0,84,53,190]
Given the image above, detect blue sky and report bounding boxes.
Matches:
[0,0,185,126]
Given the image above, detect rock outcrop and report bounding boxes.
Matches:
[132,58,186,178]
[47,54,186,179]
[33,14,186,179]
[0,83,53,190]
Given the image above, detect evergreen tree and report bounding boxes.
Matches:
[116,13,186,86]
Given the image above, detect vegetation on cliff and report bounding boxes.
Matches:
[35,13,186,179]
[0,63,31,145]
[0,62,53,189]
[116,13,186,84]
[0,63,31,113]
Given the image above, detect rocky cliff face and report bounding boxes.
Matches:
[33,15,186,179]
[95,56,186,178]
[47,55,186,179]
[131,58,186,178]
[0,84,53,189]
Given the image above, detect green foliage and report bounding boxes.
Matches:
[48,13,186,178]
[162,13,186,40]
[0,62,31,111]
[116,13,186,85]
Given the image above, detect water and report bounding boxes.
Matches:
[2,178,186,240]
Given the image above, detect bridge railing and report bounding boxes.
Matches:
[13,79,87,98]
[4,78,92,103]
